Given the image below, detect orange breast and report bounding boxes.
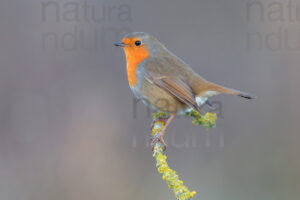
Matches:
[124,46,150,87]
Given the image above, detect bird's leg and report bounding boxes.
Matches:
[151,113,175,151]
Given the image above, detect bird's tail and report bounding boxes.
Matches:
[205,82,256,100]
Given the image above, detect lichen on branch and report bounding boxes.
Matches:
[151,110,217,200]
[185,110,217,129]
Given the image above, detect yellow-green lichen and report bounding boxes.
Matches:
[152,120,196,200]
[152,111,168,119]
[151,110,217,199]
[185,110,217,129]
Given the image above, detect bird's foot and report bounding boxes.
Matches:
[151,133,167,152]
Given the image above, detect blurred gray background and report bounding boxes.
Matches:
[0,0,299,200]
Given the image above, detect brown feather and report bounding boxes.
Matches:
[145,72,201,112]
[204,82,256,99]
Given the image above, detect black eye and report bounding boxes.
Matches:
[135,40,142,46]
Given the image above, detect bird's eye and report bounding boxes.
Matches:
[135,40,142,46]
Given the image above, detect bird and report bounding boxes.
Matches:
[115,32,255,149]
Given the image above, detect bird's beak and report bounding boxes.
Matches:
[114,42,127,47]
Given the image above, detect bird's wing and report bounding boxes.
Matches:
[144,71,201,113]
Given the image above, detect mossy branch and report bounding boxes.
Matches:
[151,110,217,200]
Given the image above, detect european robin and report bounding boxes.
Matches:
[115,32,255,149]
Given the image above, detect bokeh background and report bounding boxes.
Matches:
[0,0,299,200]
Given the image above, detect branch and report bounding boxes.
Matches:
[151,111,217,200]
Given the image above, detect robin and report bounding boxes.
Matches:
[115,32,255,148]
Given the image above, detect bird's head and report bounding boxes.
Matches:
[114,32,162,62]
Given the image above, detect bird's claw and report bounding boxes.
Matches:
[151,134,167,152]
